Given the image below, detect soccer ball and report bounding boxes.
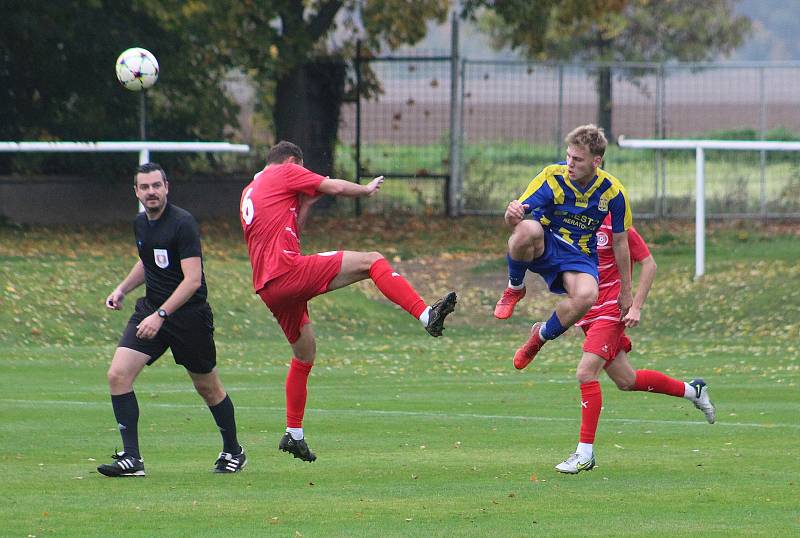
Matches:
[115,48,159,91]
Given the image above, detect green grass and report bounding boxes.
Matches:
[1,218,799,536]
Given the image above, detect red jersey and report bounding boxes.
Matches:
[577,214,651,326]
[240,163,325,291]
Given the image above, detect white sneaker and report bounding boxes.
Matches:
[555,452,596,474]
[689,378,716,424]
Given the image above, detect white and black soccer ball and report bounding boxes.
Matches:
[115,47,159,91]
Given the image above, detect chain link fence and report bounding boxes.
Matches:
[342,55,800,218]
[339,53,454,215]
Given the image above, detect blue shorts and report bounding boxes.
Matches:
[528,230,599,294]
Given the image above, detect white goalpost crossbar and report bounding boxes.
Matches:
[0,141,250,164]
[617,136,800,279]
[0,140,250,212]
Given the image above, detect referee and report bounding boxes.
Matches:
[97,163,245,477]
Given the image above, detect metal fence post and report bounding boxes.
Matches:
[458,58,467,216]
[354,40,362,217]
[448,11,460,217]
[654,64,665,217]
[659,64,667,217]
[759,66,767,218]
[556,64,564,160]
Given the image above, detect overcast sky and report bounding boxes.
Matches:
[394,1,800,62]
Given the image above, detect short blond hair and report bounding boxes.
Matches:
[565,124,607,157]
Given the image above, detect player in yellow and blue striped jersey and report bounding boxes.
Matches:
[494,125,634,369]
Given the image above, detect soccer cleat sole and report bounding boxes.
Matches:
[280,448,317,462]
[555,458,596,474]
[281,451,316,462]
[694,398,717,424]
[214,458,248,473]
[425,292,457,337]
[279,434,317,462]
[97,467,146,477]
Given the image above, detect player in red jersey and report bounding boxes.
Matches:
[514,214,716,473]
[240,141,457,462]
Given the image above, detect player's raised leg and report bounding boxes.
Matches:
[97,347,149,477]
[556,352,605,474]
[514,271,598,370]
[605,350,716,424]
[328,251,457,337]
[495,220,545,319]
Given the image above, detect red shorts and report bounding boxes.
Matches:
[581,318,632,362]
[257,251,344,343]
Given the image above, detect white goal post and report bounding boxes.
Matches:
[0,141,250,212]
[616,137,800,279]
[0,141,250,164]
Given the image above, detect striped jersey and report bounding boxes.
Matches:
[518,163,632,258]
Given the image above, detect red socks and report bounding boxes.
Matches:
[286,358,313,428]
[633,369,685,397]
[369,258,427,319]
[576,372,683,447]
[579,381,602,444]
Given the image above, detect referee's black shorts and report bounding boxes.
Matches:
[118,297,216,374]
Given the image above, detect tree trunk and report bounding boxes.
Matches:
[596,66,613,141]
[273,59,347,178]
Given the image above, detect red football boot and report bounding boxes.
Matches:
[513,322,546,370]
[493,286,526,319]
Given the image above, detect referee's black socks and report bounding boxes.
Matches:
[209,394,241,455]
[111,391,141,459]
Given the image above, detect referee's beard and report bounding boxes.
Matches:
[143,195,166,217]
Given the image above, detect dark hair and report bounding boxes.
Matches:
[134,162,167,185]
[266,141,303,165]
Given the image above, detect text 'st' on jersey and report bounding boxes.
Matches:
[518,162,632,258]
[577,214,651,326]
[134,203,207,308]
[240,162,325,292]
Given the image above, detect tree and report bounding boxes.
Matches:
[244,0,451,176]
[1,1,451,179]
[0,0,239,177]
[467,0,751,139]
[172,0,449,176]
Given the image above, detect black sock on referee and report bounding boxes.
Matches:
[209,394,241,455]
[111,391,141,459]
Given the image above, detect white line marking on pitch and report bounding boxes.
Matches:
[2,398,797,430]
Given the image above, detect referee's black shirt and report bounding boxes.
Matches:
[134,203,208,309]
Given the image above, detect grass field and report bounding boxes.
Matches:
[1,217,798,537]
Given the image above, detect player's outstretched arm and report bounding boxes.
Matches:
[106,260,145,310]
[623,254,657,328]
[317,176,384,198]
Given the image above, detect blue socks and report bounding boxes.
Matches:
[541,312,567,340]
[506,254,529,287]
